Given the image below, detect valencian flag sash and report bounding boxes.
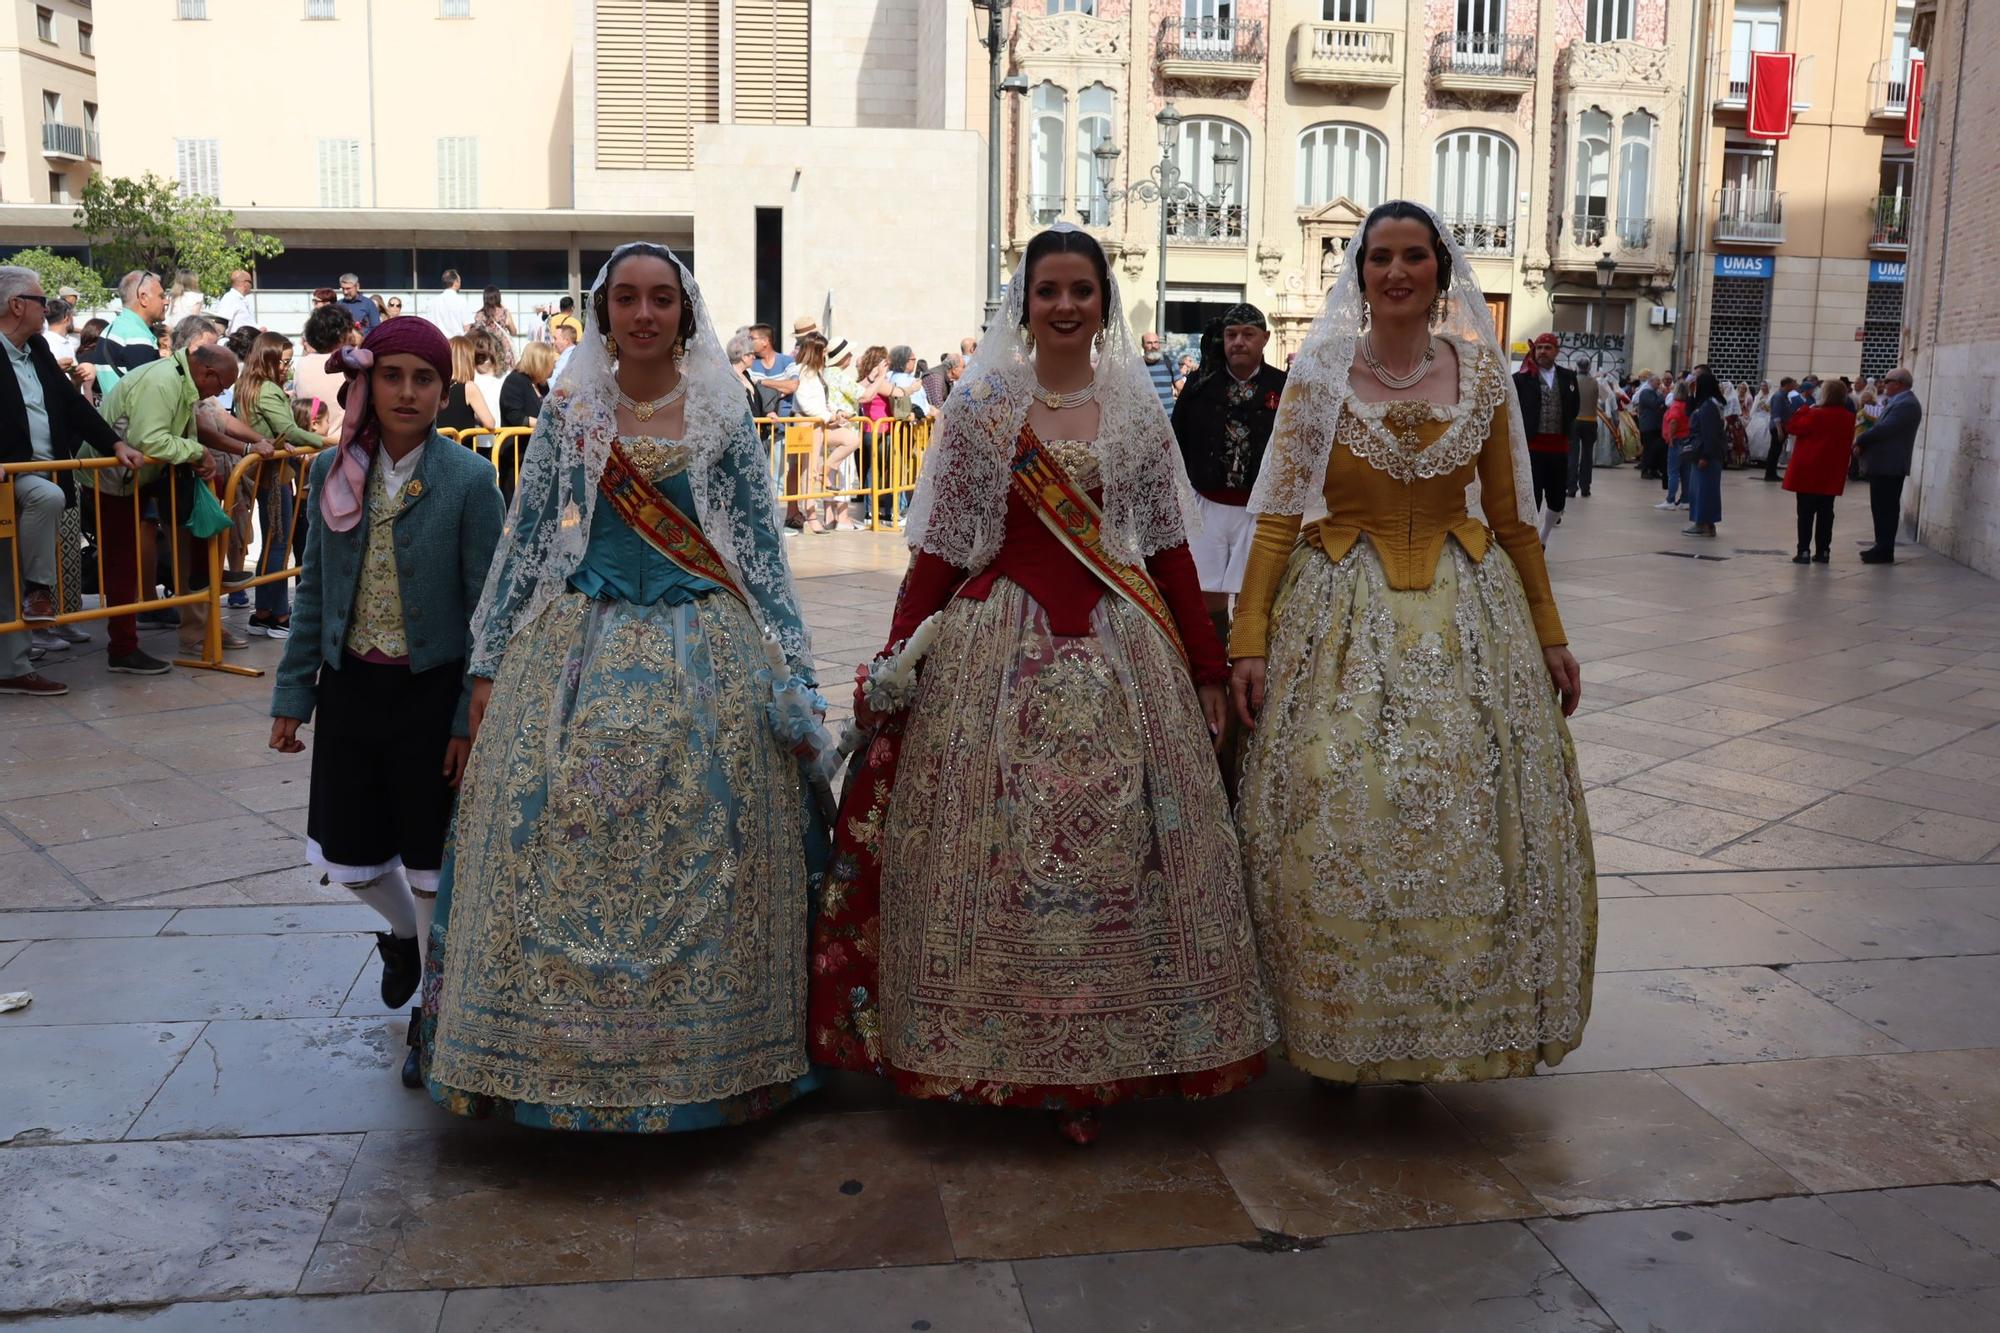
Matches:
[1746,50,1796,141]
[1008,425,1187,665]
[1905,56,1925,148]
[597,442,749,606]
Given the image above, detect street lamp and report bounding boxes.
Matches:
[1091,102,1241,339]
[973,1,1028,329]
[1594,251,1617,370]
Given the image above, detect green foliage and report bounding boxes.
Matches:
[0,248,109,308]
[72,172,283,294]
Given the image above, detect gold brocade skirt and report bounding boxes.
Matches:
[1237,539,1596,1083]
[877,579,1275,1088]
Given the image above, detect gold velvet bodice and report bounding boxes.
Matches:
[1229,390,1567,656]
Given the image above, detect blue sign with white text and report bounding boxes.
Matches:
[1870,260,1907,284]
[1714,255,1775,279]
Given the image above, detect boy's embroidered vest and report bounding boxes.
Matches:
[344,463,413,659]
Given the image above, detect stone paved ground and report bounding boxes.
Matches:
[4,465,2000,1330]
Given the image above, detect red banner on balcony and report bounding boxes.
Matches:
[1745,50,1796,141]
[1905,56,1925,147]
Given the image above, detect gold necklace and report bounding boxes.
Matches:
[618,379,687,421]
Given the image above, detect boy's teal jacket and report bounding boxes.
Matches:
[271,433,505,736]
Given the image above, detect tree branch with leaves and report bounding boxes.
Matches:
[72,173,283,294]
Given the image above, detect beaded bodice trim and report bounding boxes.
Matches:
[1333,344,1507,485]
[617,434,691,481]
[1043,437,1101,490]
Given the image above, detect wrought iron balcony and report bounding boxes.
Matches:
[1027,194,1065,227]
[1290,21,1400,88]
[1870,195,1911,250]
[1439,213,1514,255]
[1714,187,1785,244]
[1158,18,1264,83]
[41,121,85,159]
[1869,58,1912,119]
[1164,199,1247,247]
[1570,213,1656,251]
[1430,31,1535,95]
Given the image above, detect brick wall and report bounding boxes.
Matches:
[1905,0,2000,577]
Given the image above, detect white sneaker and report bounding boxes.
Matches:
[1654,499,1677,510]
[52,622,90,644]
[30,629,70,653]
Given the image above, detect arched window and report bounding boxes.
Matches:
[1075,84,1114,226]
[1616,110,1655,247]
[1432,129,1516,253]
[1029,82,1066,225]
[1171,116,1250,243]
[1571,107,1611,244]
[1297,122,1386,209]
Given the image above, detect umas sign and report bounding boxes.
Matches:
[1714,255,1775,279]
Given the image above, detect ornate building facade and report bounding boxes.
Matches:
[999,0,1692,376]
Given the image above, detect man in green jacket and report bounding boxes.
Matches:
[81,344,238,673]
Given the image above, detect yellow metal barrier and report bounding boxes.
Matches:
[0,455,302,676]
[755,414,929,531]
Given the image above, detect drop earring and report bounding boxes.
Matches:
[1360,300,1374,336]
[604,334,619,358]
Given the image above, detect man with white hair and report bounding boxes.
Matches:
[89,269,166,395]
[209,269,256,334]
[0,266,142,694]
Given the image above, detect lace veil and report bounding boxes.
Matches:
[902,222,1199,571]
[467,242,813,677]
[1247,201,1535,527]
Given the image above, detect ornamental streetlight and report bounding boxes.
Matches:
[1595,251,1618,370]
[973,1,1029,328]
[1091,102,1241,339]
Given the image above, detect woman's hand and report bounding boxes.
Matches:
[850,663,880,732]
[467,678,494,744]
[1198,683,1227,747]
[1696,457,1710,470]
[269,717,306,754]
[1229,657,1267,731]
[442,738,471,788]
[1543,646,1582,717]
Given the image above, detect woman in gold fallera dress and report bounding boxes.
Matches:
[1229,201,1596,1084]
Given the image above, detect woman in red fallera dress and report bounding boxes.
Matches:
[808,226,1274,1143]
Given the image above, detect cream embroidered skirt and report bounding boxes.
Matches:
[875,579,1275,1090]
[1238,539,1595,1083]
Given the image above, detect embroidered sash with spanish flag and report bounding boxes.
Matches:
[597,442,748,607]
[1008,426,1187,665]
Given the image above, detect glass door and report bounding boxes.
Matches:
[1728,3,1783,102]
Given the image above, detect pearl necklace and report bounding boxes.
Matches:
[618,379,687,421]
[1362,335,1435,391]
[1034,379,1097,410]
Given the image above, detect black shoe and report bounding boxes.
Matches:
[1791,553,1811,564]
[401,1006,424,1089]
[376,931,421,1008]
[136,609,182,628]
[1581,488,1591,497]
[1813,552,1830,563]
[1860,548,1895,564]
[106,649,172,676]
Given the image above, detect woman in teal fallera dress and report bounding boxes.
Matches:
[422,243,830,1132]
